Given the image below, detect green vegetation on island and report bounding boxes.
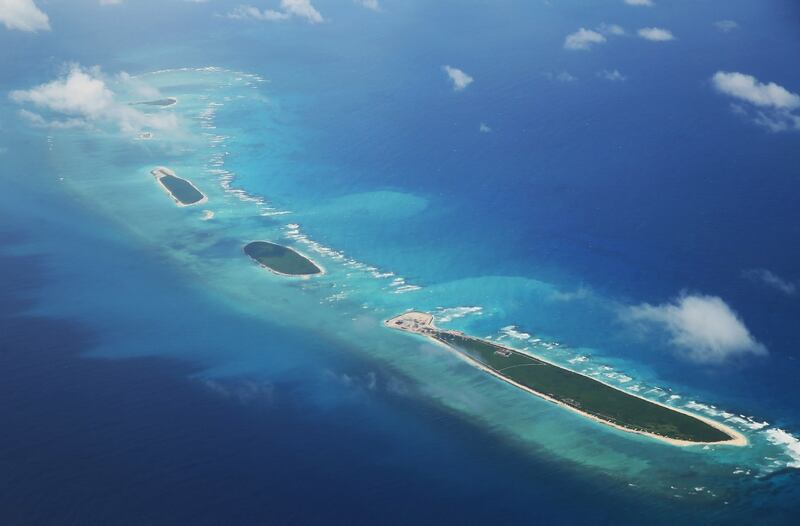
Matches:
[436,331,731,443]
[244,241,323,276]
[386,312,742,446]
[158,174,205,205]
[132,97,177,107]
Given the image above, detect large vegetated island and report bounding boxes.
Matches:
[386,312,746,446]
[244,241,323,277]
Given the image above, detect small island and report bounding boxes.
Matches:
[244,241,324,277]
[132,97,177,107]
[151,167,207,207]
[386,312,747,447]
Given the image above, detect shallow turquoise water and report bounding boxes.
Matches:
[2,1,800,522]
[8,66,790,500]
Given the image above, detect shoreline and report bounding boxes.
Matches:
[151,166,208,207]
[243,240,326,278]
[385,312,747,448]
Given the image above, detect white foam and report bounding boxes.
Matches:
[499,325,531,340]
[393,284,422,294]
[281,223,420,291]
[725,416,769,430]
[198,101,290,214]
[763,428,800,468]
[434,306,483,323]
[323,291,348,303]
[604,372,632,384]
[689,402,719,416]
[643,387,667,398]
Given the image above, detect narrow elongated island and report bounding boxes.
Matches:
[244,241,324,277]
[151,167,207,206]
[132,97,177,107]
[386,312,746,447]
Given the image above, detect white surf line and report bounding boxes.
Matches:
[188,78,425,297]
[284,223,423,293]
[198,99,289,214]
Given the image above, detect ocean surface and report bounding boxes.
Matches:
[1,0,799,523]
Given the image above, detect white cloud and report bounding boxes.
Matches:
[550,286,591,302]
[712,71,799,110]
[597,23,626,36]
[742,269,797,296]
[116,71,161,100]
[227,5,288,21]
[227,0,323,23]
[479,122,491,133]
[712,71,800,131]
[443,65,473,91]
[281,0,323,23]
[598,69,626,81]
[12,67,115,116]
[99,0,122,5]
[18,108,87,129]
[354,0,379,11]
[544,71,577,82]
[10,65,178,135]
[637,27,675,41]
[625,294,767,363]
[0,0,50,32]
[564,28,606,50]
[625,0,653,6]
[714,20,738,32]
[751,111,800,132]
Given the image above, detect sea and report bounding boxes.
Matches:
[1,0,799,523]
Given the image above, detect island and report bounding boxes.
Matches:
[132,97,177,107]
[151,167,207,207]
[386,312,747,447]
[244,241,324,277]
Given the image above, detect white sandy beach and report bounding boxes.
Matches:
[150,166,208,207]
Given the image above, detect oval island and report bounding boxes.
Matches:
[151,167,207,206]
[244,241,323,277]
[386,312,747,447]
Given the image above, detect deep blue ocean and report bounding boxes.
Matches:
[2,0,800,523]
